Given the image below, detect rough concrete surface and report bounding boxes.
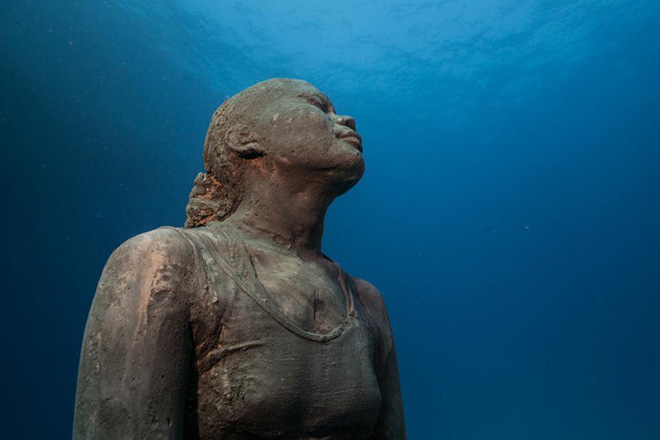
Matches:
[74,79,406,439]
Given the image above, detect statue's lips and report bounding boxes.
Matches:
[338,132,363,152]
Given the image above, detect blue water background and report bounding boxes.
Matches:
[2,1,659,438]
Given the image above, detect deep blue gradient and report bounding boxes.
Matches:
[2,1,659,438]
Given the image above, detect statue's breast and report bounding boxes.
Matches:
[192,285,382,440]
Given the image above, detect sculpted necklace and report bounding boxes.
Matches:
[196,230,356,343]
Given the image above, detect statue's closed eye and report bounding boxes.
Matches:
[299,94,331,113]
[308,98,327,111]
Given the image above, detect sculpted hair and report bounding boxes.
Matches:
[185,94,242,228]
[185,79,307,228]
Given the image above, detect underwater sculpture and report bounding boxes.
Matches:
[73,78,406,439]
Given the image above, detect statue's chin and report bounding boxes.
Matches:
[330,157,365,196]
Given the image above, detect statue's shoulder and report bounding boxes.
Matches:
[107,226,197,274]
[351,276,391,331]
[90,227,199,324]
[173,222,248,257]
[351,276,399,359]
[352,277,382,304]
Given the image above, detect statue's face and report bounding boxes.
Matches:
[251,80,365,192]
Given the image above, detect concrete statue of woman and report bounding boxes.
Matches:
[73,78,406,439]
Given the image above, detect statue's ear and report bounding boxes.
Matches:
[226,125,264,159]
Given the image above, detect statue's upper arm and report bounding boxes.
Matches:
[74,228,197,439]
[354,278,407,440]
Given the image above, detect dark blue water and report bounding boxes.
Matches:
[2,1,659,438]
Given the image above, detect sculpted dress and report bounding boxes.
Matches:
[74,223,405,439]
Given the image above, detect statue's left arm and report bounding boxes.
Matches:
[355,278,407,440]
[73,228,197,439]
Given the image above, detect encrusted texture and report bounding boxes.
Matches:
[74,79,406,439]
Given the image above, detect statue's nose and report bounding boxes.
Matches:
[335,115,356,131]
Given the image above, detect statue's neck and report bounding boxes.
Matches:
[221,174,334,260]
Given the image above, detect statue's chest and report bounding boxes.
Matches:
[185,232,383,438]
[193,289,381,439]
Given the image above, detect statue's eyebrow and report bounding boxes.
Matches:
[297,92,335,112]
[297,92,325,102]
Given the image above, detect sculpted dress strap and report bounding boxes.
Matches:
[179,224,357,343]
[168,225,385,439]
